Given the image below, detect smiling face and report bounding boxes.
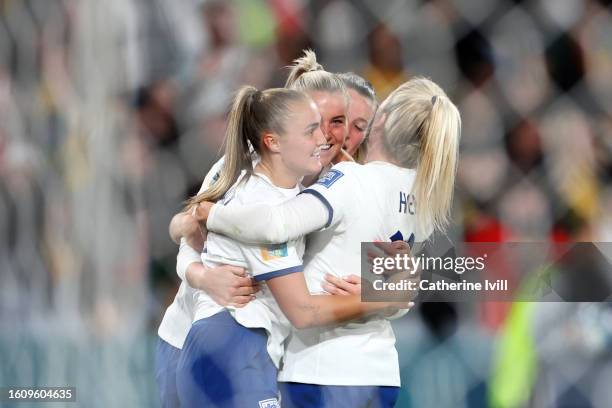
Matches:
[278,99,325,178]
[343,89,376,156]
[307,91,348,167]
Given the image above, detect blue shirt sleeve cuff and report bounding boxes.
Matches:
[300,189,333,228]
[254,265,303,282]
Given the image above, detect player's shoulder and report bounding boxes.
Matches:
[363,162,417,185]
[198,156,226,194]
[332,161,361,174]
[313,161,362,188]
[232,173,296,204]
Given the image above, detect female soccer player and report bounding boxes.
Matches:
[195,77,461,407]
[338,72,378,163]
[156,50,356,408]
[284,50,352,177]
[175,85,406,408]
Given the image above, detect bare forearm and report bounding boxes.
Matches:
[267,272,396,329]
[185,262,205,289]
[292,294,387,329]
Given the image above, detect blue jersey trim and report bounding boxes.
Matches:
[300,189,333,228]
[254,265,303,282]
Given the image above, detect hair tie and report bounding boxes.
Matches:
[431,95,438,106]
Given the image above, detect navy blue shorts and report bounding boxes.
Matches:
[279,382,399,408]
[176,311,280,408]
[155,338,181,408]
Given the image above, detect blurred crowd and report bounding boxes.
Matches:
[1,0,611,407]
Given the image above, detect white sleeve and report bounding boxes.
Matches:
[207,193,328,244]
[176,238,202,282]
[241,240,304,282]
[174,157,224,283]
[207,163,356,244]
[199,156,226,193]
[299,164,354,230]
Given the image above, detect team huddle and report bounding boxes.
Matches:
[155,50,461,408]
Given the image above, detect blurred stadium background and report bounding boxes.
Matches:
[1,0,611,406]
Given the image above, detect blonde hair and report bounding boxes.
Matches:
[185,86,309,209]
[338,72,379,164]
[381,77,461,234]
[285,49,349,107]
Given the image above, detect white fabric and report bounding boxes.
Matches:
[279,161,432,386]
[158,155,261,349]
[157,157,225,349]
[207,192,327,244]
[192,172,305,367]
[175,238,202,282]
[206,161,433,386]
[157,239,202,348]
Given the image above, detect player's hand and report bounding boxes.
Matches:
[322,273,361,295]
[366,240,421,304]
[193,201,215,230]
[187,263,260,308]
[366,240,411,262]
[366,241,417,277]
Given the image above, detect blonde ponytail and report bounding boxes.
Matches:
[184,86,257,209]
[285,49,323,88]
[185,86,309,210]
[414,94,460,234]
[285,50,349,108]
[381,77,461,235]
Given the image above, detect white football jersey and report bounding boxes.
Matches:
[278,161,431,386]
[157,155,271,350]
[192,171,305,368]
[157,157,226,349]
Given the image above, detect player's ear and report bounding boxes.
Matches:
[262,132,281,153]
[367,111,387,145]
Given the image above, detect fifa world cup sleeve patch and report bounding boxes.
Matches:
[316,169,344,188]
[260,243,289,261]
[259,398,280,408]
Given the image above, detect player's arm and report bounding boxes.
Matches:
[169,211,204,249]
[321,241,420,320]
[172,153,259,306]
[200,192,327,244]
[169,212,185,245]
[169,154,226,246]
[366,241,421,319]
[322,274,414,319]
[244,236,408,328]
[196,166,353,244]
[177,238,259,307]
[266,271,407,329]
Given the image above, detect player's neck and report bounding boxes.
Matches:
[365,141,396,165]
[255,160,299,189]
